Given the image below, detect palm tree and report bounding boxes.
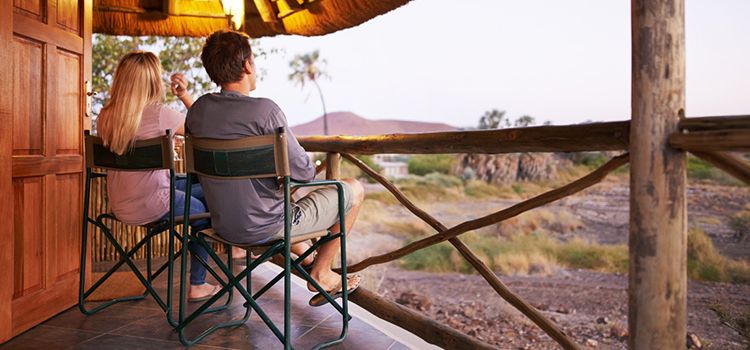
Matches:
[289,50,330,135]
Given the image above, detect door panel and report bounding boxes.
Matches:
[2,0,91,339]
[56,0,80,34]
[11,35,44,156]
[13,0,43,19]
[12,176,45,299]
[55,49,81,155]
[54,173,82,280]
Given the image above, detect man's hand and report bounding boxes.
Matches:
[170,73,194,109]
[170,73,188,98]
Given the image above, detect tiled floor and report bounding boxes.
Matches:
[0,262,411,350]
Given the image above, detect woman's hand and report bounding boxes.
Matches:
[170,73,194,109]
[170,73,188,97]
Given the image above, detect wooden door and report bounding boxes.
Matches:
[0,0,92,341]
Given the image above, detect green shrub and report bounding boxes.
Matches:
[687,156,715,180]
[686,155,742,185]
[401,242,458,272]
[576,152,608,169]
[408,155,455,176]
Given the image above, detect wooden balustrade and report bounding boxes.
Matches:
[83,113,749,348]
[297,115,750,155]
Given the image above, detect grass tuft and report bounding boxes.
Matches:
[688,228,750,283]
[383,219,435,238]
[401,231,628,275]
[400,228,750,284]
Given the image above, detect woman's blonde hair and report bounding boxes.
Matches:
[97,51,164,155]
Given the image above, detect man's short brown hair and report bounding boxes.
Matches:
[201,30,253,85]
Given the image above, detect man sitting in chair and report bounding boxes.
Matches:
[186,29,365,301]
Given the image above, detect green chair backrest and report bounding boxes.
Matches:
[184,127,290,179]
[84,131,174,171]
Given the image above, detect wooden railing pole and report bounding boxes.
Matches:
[449,238,579,349]
[342,153,586,349]
[326,152,341,180]
[348,288,498,350]
[630,0,687,348]
[345,154,629,272]
[692,151,750,185]
[269,258,497,350]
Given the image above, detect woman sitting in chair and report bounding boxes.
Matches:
[97,51,219,302]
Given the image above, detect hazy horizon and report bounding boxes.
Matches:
[251,0,750,129]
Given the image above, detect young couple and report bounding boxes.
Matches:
[97,29,364,303]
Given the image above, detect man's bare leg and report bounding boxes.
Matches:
[291,241,315,266]
[308,178,365,292]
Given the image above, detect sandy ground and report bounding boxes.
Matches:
[344,179,750,349]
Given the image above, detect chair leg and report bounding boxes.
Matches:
[79,222,149,315]
[177,238,283,347]
[310,183,350,349]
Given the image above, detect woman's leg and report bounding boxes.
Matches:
[170,182,215,298]
[186,194,210,286]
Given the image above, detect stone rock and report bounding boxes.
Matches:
[596,316,609,324]
[686,332,702,349]
[609,323,628,341]
[585,338,599,347]
[395,291,431,311]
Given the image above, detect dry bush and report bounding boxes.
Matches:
[364,191,398,205]
[729,210,750,242]
[694,216,722,226]
[383,219,435,238]
[463,180,518,199]
[496,208,583,236]
[492,251,559,276]
[688,227,750,283]
[401,231,626,276]
[358,199,389,222]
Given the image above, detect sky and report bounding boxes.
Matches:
[250,0,749,128]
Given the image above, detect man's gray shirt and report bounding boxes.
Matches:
[186,90,315,244]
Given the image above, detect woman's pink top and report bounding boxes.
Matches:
[104,104,184,225]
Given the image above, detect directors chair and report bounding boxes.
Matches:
[176,127,352,349]
[79,130,231,326]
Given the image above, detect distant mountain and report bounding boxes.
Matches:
[290,111,459,136]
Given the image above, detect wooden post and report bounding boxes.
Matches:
[630,0,687,349]
[326,152,341,180]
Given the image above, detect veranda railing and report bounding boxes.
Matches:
[86,115,750,349]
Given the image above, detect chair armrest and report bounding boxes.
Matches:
[290,179,342,188]
[90,171,106,179]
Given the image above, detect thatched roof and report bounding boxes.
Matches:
[94,0,412,38]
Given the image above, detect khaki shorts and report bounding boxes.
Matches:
[270,181,354,240]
